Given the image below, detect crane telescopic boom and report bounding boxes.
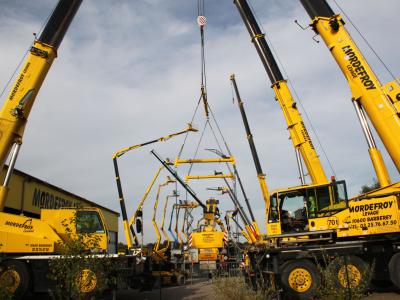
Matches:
[233,0,328,186]
[299,0,394,187]
[0,0,83,211]
[230,74,271,232]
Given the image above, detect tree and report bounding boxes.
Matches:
[359,178,380,194]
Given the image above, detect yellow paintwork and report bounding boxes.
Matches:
[337,264,361,289]
[185,173,234,182]
[311,15,400,174]
[152,177,175,259]
[41,208,108,251]
[0,207,108,253]
[113,124,196,249]
[174,157,235,166]
[267,181,400,240]
[288,268,312,293]
[257,173,270,233]
[160,195,173,251]
[129,166,163,230]
[0,212,58,253]
[75,269,97,293]
[191,199,225,251]
[191,230,224,249]
[271,80,328,185]
[0,41,57,210]
[113,123,197,159]
[198,248,219,261]
[368,148,391,187]
[1,167,119,233]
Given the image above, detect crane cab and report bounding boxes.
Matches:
[266,180,348,236]
[41,207,108,252]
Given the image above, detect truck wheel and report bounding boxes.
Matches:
[75,268,98,294]
[329,255,367,289]
[389,253,400,289]
[0,260,31,299]
[280,260,320,300]
[177,274,185,286]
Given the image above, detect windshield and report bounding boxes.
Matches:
[76,211,105,234]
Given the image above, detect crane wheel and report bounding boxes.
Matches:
[328,255,367,289]
[389,253,400,290]
[177,274,185,286]
[280,259,319,300]
[75,268,98,294]
[0,260,31,299]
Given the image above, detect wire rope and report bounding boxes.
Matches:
[332,0,399,85]
[247,0,337,178]
[0,2,58,100]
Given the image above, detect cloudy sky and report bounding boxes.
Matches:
[0,0,399,243]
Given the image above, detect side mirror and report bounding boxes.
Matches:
[136,218,143,233]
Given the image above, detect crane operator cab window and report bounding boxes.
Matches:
[268,181,348,233]
[76,211,106,234]
[279,191,307,233]
[306,180,348,219]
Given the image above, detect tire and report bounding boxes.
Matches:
[280,259,320,300]
[74,268,98,294]
[328,255,368,289]
[177,274,185,286]
[0,260,31,300]
[389,252,400,290]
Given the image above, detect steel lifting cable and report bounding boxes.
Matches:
[332,0,399,86]
[0,2,58,100]
[176,0,208,162]
[247,0,337,178]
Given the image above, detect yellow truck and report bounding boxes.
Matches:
[0,0,151,298]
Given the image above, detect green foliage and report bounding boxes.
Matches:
[316,256,373,300]
[117,242,127,253]
[48,215,118,300]
[212,276,277,300]
[360,178,380,194]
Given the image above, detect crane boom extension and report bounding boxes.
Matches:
[151,150,206,210]
[230,74,271,232]
[234,0,328,185]
[0,0,83,211]
[152,177,175,257]
[160,194,173,248]
[299,0,394,186]
[112,124,196,249]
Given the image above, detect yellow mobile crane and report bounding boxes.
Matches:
[0,1,116,298]
[159,192,176,252]
[112,124,196,249]
[232,1,400,298]
[151,151,227,262]
[151,177,175,261]
[176,155,260,244]
[299,0,399,185]
[234,0,334,239]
